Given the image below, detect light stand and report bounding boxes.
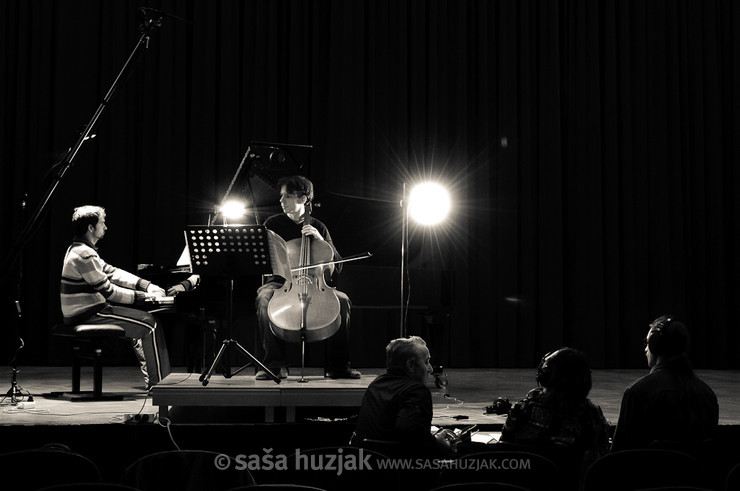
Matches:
[400,183,410,338]
[399,181,451,339]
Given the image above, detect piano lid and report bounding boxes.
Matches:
[220,142,312,220]
[247,141,312,187]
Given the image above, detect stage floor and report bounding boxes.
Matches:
[2,366,739,428]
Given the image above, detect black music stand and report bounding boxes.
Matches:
[186,225,280,385]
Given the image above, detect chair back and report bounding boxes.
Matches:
[251,446,398,491]
[226,485,328,491]
[726,462,740,491]
[38,484,142,491]
[632,487,716,491]
[430,482,531,491]
[436,450,560,491]
[650,437,740,491]
[122,450,254,491]
[351,437,404,458]
[581,449,709,491]
[0,448,101,489]
[492,441,588,487]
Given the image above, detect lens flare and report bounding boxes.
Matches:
[408,182,451,225]
[220,200,247,220]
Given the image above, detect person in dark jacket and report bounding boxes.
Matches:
[352,336,456,457]
[501,347,610,468]
[611,315,719,451]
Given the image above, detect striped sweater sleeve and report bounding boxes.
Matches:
[60,242,149,323]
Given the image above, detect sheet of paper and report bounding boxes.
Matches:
[471,431,502,444]
[267,229,291,279]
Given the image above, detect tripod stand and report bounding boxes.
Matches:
[186,225,280,385]
[5,327,25,404]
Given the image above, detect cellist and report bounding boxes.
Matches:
[254,175,361,380]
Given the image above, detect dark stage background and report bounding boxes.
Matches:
[1,0,738,370]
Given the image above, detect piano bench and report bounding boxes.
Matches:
[50,323,128,401]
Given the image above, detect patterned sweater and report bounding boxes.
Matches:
[60,240,151,324]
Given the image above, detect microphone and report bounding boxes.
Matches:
[138,7,191,24]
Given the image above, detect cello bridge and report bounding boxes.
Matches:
[294,274,314,286]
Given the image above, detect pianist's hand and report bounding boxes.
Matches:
[146,283,166,297]
[167,284,186,296]
[166,275,200,296]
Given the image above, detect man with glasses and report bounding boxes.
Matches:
[254,175,360,380]
[611,315,718,451]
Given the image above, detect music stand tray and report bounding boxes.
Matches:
[185,225,280,385]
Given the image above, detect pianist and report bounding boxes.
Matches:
[59,205,171,390]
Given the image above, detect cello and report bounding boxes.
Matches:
[266,207,342,346]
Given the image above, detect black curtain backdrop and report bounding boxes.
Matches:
[1,0,738,369]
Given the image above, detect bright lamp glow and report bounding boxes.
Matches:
[220,199,248,220]
[408,182,451,225]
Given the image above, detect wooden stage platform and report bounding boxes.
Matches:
[151,369,374,423]
[2,366,740,428]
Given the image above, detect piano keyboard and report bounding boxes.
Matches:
[145,296,176,306]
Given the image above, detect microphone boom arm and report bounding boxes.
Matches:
[0,9,166,280]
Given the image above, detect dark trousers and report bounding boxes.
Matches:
[85,304,171,385]
[255,279,352,371]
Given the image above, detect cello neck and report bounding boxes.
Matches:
[299,208,311,272]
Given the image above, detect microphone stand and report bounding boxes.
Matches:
[4,197,28,404]
[5,301,26,404]
[0,8,169,398]
[0,8,167,281]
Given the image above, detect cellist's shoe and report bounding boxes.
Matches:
[327,368,361,379]
[256,367,287,380]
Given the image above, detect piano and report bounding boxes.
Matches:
[136,264,237,373]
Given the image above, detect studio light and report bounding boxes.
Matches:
[408,182,451,225]
[219,199,248,221]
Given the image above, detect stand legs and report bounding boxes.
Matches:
[199,339,280,385]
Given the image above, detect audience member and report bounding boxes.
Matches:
[611,314,718,451]
[501,347,610,466]
[351,336,456,457]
